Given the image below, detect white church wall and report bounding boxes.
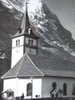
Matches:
[4,78,42,98]
[3,78,18,97]
[17,78,32,97]
[12,36,24,47]
[42,77,75,97]
[17,78,42,98]
[33,79,42,98]
[11,36,24,68]
[3,77,75,98]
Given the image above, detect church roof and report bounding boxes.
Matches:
[2,53,43,79]
[2,48,75,79]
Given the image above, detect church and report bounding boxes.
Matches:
[2,2,75,98]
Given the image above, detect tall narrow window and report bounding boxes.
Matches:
[52,82,57,89]
[16,39,20,47]
[72,84,75,95]
[63,83,67,96]
[27,83,32,96]
[29,38,33,47]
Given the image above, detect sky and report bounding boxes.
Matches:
[45,0,75,39]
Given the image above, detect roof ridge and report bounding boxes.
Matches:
[26,54,44,76]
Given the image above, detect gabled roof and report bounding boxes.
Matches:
[2,48,75,79]
[2,53,43,79]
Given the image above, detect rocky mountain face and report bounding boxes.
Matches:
[0,1,20,80]
[27,1,75,55]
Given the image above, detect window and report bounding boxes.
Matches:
[50,82,57,97]
[16,39,20,47]
[63,83,67,96]
[25,38,29,45]
[29,39,33,47]
[52,82,57,89]
[33,40,37,46]
[27,83,32,96]
[72,84,75,95]
[25,38,33,47]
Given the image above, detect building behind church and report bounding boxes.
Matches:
[1,1,75,98]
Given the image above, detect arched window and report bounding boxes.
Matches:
[52,82,57,89]
[50,82,57,97]
[63,83,67,96]
[27,83,32,96]
[72,84,75,95]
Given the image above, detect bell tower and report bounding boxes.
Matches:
[11,1,39,68]
[24,27,39,55]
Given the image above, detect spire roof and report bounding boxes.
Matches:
[11,1,31,38]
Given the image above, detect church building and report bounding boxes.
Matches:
[2,2,75,98]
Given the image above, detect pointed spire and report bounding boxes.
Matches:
[25,2,30,32]
[20,0,30,33]
[12,0,38,38]
[11,0,31,38]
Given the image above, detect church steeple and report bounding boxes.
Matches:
[23,0,39,54]
[20,0,30,34]
[11,0,39,68]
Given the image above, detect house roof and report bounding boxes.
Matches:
[2,48,75,79]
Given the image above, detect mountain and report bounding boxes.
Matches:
[0,1,21,48]
[27,1,75,55]
[0,0,75,73]
[0,1,20,80]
